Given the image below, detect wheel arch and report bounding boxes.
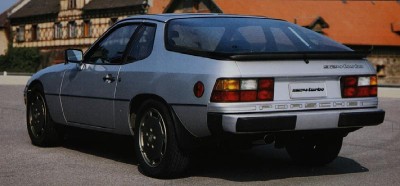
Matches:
[128,93,198,151]
[27,80,44,94]
[128,94,168,135]
[26,80,44,106]
[129,94,168,116]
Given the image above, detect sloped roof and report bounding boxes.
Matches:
[9,0,59,19]
[0,12,7,27]
[214,0,400,46]
[83,0,146,11]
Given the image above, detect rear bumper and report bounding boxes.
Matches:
[208,108,385,134]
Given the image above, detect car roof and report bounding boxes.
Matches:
[123,13,284,23]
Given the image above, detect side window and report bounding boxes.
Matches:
[87,25,138,64]
[127,25,156,61]
[270,27,298,52]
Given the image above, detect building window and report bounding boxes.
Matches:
[68,0,77,9]
[54,23,63,39]
[83,20,92,37]
[68,21,77,38]
[31,25,40,41]
[16,26,25,42]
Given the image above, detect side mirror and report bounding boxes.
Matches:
[65,49,83,64]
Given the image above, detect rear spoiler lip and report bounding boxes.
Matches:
[229,51,371,61]
[167,46,370,61]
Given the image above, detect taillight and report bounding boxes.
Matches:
[211,78,274,102]
[341,75,378,98]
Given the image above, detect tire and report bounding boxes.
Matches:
[285,134,343,166]
[27,85,64,147]
[134,100,189,178]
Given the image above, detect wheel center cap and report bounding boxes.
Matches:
[148,134,154,143]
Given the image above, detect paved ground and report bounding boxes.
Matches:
[0,85,399,185]
[0,75,30,85]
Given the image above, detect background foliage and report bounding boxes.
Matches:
[0,46,41,73]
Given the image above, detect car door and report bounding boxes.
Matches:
[61,23,139,128]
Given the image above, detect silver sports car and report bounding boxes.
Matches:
[24,14,385,178]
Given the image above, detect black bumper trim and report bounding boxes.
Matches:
[338,110,385,127]
[236,116,297,132]
[207,113,224,135]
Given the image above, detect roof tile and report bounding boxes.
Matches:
[214,0,400,46]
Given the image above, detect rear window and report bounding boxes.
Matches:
[166,17,351,56]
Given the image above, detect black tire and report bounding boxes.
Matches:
[286,134,343,166]
[27,85,64,147]
[134,100,189,178]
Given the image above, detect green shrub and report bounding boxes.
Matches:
[0,47,41,73]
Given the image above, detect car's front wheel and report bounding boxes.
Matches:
[285,133,343,166]
[27,85,64,146]
[134,100,189,178]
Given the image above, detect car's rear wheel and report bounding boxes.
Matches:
[134,100,189,178]
[27,85,63,146]
[285,133,343,166]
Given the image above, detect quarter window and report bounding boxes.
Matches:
[86,24,138,64]
[127,25,156,61]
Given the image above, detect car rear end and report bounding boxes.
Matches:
[166,16,385,137]
[150,14,387,176]
[207,59,385,135]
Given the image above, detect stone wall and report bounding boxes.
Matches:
[369,55,400,85]
[350,46,400,85]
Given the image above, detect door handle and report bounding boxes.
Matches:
[103,74,116,83]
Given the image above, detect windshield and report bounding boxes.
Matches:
[166,17,352,57]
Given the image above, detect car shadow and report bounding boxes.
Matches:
[61,127,138,165]
[188,145,368,181]
[61,127,368,181]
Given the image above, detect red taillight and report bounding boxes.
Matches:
[211,78,274,102]
[211,91,239,102]
[341,75,378,98]
[370,86,378,96]
[343,87,356,97]
[344,76,358,86]
[259,79,274,89]
[258,89,274,100]
[240,90,257,101]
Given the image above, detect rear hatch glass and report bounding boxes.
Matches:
[165,17,367,60]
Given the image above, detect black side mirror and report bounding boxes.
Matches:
[65,49,83,64]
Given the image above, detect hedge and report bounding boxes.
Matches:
[0,46,41,73]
